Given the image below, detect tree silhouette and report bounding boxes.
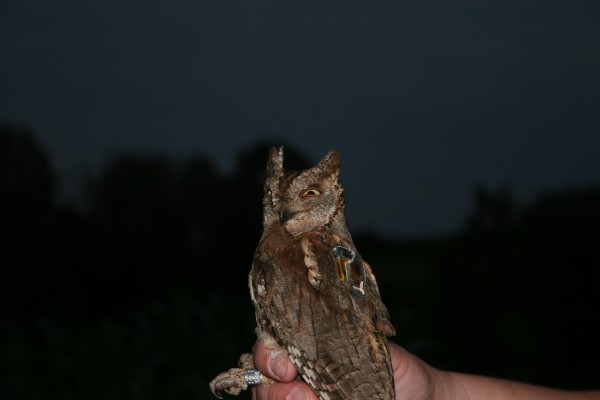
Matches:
[465,184,515,237]
[0,123,57,319]
[429,184,600,388]
[0,123,55,233]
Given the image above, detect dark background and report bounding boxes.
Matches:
[1,1,600,399]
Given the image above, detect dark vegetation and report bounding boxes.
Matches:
[1,123,599,399]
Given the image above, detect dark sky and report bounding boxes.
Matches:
[1,0,599,236]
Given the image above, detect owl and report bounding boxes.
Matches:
[210,147,396,400]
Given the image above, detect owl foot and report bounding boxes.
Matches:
[209,353,274,398]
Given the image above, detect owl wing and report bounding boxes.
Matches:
[249,231,395,400]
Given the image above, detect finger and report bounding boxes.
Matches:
[388,340,435,399]
[252,381,319,400]
[253,337,298,382]
[388,340,409,368]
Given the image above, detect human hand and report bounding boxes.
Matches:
[250,337,317,400]
[250,337,442,400]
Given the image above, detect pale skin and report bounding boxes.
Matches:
[251,338,600,400]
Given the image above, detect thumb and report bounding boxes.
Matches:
[253,336,298,382]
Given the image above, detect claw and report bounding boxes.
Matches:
[209,353,275,398]
[209,368,247,398]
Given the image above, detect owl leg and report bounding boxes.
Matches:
[209,353,275,398]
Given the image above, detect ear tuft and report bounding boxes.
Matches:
[317,149,341,176]
[267,146,284,174]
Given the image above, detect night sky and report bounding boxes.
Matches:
[2,0,599,236]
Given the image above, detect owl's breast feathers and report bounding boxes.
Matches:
[249,224,396,400]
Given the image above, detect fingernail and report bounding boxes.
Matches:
[288,387,310,400]
[268,350,289,380]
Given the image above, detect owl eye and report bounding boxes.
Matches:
[301,188,321,197]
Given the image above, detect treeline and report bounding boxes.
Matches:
[1,123,599,398]
[427,184,599,388]
[0,123,310,321]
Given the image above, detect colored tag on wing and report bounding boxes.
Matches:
[332,246,365,296]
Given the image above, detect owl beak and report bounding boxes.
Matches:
[279,207,294,225]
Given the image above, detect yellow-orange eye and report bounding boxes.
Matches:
[301,189,321,197]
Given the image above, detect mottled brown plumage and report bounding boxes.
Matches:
[210,147,395,400]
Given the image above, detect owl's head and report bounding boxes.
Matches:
[263,146,345,236]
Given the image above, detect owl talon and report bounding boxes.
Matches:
[209,367,270,398]
[209,368,247,398]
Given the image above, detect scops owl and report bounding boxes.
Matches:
[210,147,396,400]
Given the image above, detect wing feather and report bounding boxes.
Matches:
[250,229,395,400]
